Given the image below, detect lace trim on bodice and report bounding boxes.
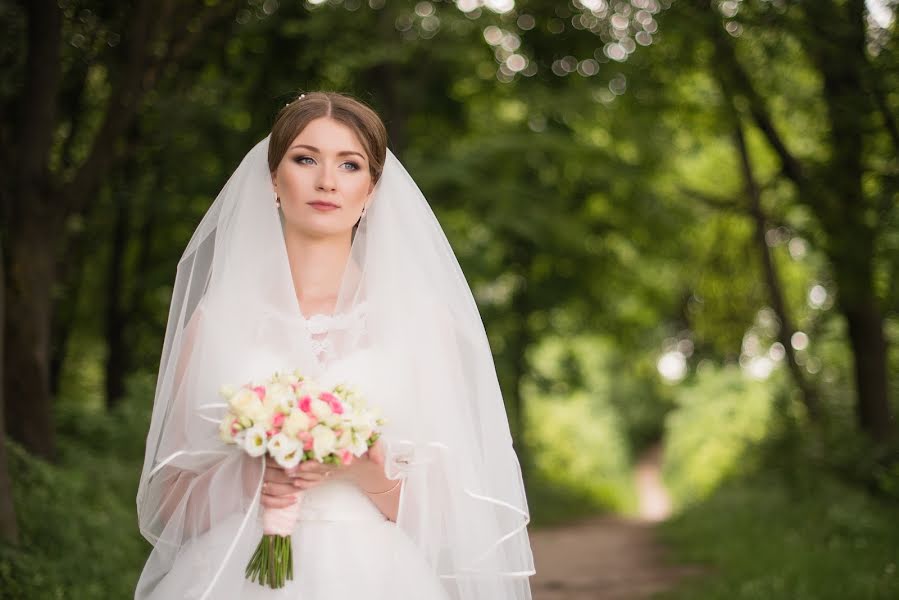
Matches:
[304,301,368,363]
[302,301,368,335]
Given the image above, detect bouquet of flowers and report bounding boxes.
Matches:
[217,369,386,589]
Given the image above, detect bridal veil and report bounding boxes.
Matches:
[135,134,534,599]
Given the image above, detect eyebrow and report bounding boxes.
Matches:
[289,144,366,160]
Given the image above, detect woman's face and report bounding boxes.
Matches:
[271,117,374,239]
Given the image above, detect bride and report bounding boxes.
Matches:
[135,91,534,599]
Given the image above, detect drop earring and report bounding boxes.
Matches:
[275,196,281,208]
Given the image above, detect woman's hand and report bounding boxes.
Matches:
[261,455,305,509]
[260,440,392,507]
[285,439,390,492]
[328,438,390,491]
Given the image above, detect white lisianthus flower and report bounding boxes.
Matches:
[310,398,332,420]
[219,384,237,400]
[267,432,298,458]
[242,425,268,457]
[282,410,311,437]
[277,446,303,469]
[351,432,370,456]
[310,424,337,460]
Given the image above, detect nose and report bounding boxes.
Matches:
[315,165,336,192]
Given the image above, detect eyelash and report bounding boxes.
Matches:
[294,155,360,171]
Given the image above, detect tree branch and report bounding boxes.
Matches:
[695,0,807,189]
[62,0,162,217]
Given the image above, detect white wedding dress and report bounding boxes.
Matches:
[144,309,452,600]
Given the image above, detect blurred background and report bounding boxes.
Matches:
[0,0,897,598]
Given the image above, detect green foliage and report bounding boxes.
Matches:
[523,335,643,520]
[0,375,154,599]
[662,364,780,508]
[655,467,899,600]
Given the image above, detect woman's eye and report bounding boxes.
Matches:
[293,156,360,171]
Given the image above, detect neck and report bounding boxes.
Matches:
[283,228,352,313]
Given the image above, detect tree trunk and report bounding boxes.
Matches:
[693,0,894,443]
[504,237,535,476]
[4,210,60,460]
[105,181,131,409]
[0,240,19,544]
[835,268,894,443]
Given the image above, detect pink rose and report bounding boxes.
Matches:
[299,396,312,413]
[252,385,266,401]
[320,393,344,414]
[272,412,285,428]
[340,450,354,466]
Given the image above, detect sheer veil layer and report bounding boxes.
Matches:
[135,134,535,599]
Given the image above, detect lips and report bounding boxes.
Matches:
[307,201,339,210]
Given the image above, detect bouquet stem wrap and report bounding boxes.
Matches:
[244,491,303,588]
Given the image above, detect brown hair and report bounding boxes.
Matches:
[268,91,388,185]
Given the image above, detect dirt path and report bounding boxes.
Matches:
[529,443,709,599]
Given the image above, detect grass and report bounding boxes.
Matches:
[654,466,899,600]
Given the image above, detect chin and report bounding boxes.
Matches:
[286,220,355,239]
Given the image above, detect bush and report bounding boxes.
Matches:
[0,374,155,599]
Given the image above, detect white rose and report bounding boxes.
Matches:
[282,410,311,437]
[310,425,337,460]
[245,401,274,427]
[335,429,353,451]
[242,425,268,457]
[218,413,237,443]
[265,383,293,412]
[228,388,262,418]
[310,398,332,420]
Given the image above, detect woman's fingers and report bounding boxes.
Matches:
[260,493,299,509]
[262,482,297,497]
[265,455,285,469]
[263,467,295,485]
[291,478,323,490]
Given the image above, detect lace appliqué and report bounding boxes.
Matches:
[304,302,368,364]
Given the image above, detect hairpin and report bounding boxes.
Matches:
[285,93,307,107]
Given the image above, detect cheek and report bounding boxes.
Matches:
[348,176,372,202]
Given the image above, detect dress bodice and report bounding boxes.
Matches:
[291,318,390,524]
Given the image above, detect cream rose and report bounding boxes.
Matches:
[310,424,337,460]
[282,410,312,437]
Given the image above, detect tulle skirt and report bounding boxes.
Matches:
[143,480,451,600]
